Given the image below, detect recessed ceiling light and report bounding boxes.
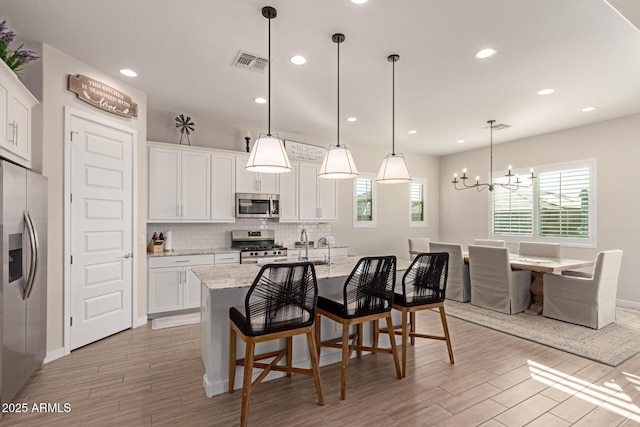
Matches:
[475,48,497,59]
[120,69,137,77]
[290,55,306,65]
[346,117,357,122]
[408,130,417,134]
[581,106,596,112]
[457,140,465,144]
[351,0,368,4]
[536,88,555,95]
[254,97,267,104]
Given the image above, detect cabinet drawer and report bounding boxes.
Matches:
[149,254,215,269]
[214,253,240,265]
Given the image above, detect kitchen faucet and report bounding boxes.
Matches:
[299,229,309,261]
[318,237,331,265]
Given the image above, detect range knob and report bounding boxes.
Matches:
[277,251,281,254]
[264,251,268,255]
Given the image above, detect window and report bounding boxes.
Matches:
[491,159,595,246]
[353,173,376,227]
[409,179,427,227]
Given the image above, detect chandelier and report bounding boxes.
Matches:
[451,120,535,192]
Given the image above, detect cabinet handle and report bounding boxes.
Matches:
[14,122,18,145]
[177,204,180,217]
[8,122,16,145]
[181,204,185,217]
[174,260,190,263]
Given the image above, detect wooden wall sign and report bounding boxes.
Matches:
[284,140,326,162]
[68,75,138,118]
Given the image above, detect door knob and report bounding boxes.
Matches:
[124,253,133,259]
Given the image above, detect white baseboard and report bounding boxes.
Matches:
[134,316,148,328]
[44,347,65,364]
[617,299,640,309]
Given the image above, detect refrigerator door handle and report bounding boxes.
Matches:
[24,209,39,299]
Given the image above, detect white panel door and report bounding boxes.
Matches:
[70,114,133,350]
[148,147,181,220]
[181,151,211,220]
[299,163,319,221]
[211,153,236,221]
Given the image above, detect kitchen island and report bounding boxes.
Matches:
[193,256,411,397]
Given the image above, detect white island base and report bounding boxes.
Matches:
[194,257,409,398]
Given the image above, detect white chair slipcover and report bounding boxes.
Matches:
[518,241,562,258]
[430,242,470,302]
[468,245,532,314]
[473,239,506,247]
[408,238,430,261]
[543,250,623,329]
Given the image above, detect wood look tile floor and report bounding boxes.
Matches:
[4,311,640,426]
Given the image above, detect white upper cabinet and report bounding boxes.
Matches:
[148,144,211,221]
[285,161,339,223]
[0,62,38,169]
[279,162,298,222]
[148,142,237,223]
[211,152,236,222]
[235,154,279,194]
[181,151,211,220]
[148,146,182,220]
[299,163,320,221]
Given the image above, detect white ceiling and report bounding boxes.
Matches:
[4,0,640,155]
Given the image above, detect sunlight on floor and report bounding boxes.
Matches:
[528,360,640,422]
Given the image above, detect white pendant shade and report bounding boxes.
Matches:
[245,134,292,173]
[376,153,412,183]
[318,145,358,179]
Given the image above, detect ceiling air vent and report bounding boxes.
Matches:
[232,50,269,73]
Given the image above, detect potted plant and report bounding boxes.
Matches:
[0,19,39,78]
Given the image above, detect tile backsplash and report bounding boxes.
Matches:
[147,220,332,251]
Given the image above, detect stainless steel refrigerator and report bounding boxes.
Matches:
[1,160,47,407]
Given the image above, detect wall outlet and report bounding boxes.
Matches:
[139,235,146,245]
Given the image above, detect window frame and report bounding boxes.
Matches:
[409,178,427,228]
[489,158,597,248]
[353,173,377,228]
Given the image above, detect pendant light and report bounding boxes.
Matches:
[376,54,412,184]
[246,6,292,174]
[318,33,358,179]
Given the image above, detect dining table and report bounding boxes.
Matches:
[411,250,595,315]
[468,253,594,315]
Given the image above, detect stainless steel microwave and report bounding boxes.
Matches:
[235,193,280,219]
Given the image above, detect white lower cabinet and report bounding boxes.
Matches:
[149,254,239,314]
[287,247,349,262]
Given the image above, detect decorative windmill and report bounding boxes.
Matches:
[175,114,195,145]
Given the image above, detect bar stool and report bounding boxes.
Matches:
[376,252,454,377]
[315,255,402,400]
[229,262,323,427]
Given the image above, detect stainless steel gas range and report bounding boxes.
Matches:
[231,230,288,264]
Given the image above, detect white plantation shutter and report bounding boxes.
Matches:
[354,174,376,227]
[490,160,595,246]
[492,176,534,236]
[538,168,590,238]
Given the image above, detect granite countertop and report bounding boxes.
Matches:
[286,244,349,250]
[147,248,240,258]
[193,256,411,291]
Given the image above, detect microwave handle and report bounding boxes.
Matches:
[269,196,274,218]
